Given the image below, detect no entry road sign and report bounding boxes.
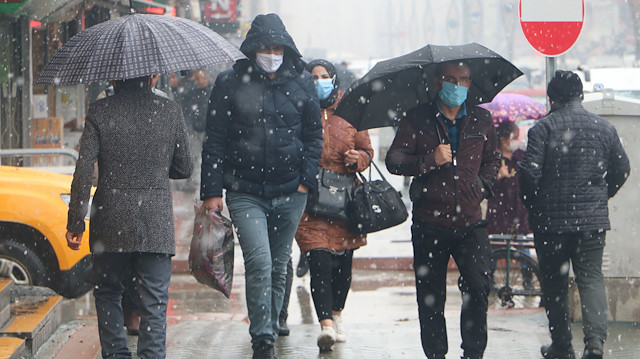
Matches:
[519,0,585,57]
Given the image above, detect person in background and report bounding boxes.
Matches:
[519,70,630,359]
[294,59,373,352]
[487,121,530,236]
[486,121,534,289]
[169,69,212,193]
[200,13,322,359]
[66,75,193,358]
[385,60,500,359]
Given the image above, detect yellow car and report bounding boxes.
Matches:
[0,165,92,298]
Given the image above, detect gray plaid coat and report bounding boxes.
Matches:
[67,83,193,255]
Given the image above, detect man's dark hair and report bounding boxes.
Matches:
[547,70,583,103]
[435,60,471,77]
[496,121,519,140]
[113,76,151,93]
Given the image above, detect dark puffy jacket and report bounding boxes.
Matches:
[200,14,322,200]
[386,101,500,229]
[519,101,630,234]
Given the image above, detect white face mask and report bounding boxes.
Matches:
[255,53,283,74]
[507,139,520,153]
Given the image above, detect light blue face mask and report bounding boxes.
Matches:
[314,78,334,100]
[438,81,468,107]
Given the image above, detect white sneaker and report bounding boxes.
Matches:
[317,325,336,351]
[333,315,347,343]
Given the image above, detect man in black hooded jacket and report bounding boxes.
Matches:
[200,13,322,359]
[520,70,630,359]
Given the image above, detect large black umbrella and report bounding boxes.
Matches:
[334,43,523,131]
[35,13,245,85]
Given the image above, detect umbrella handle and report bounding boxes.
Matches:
[435,121,452,169]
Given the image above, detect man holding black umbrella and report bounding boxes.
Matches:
[386,60,500,359]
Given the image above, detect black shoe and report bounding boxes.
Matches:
[252,341,277,359]
[581,347,603,359]
[296,253,309,277]
[278,318,290,336]
[541,344,576,359]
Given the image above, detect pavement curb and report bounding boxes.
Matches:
[172,257,462,274]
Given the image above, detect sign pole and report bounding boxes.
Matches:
[545,57,557,110]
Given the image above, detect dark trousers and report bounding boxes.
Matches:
[308,249,353,321]
[92,252,172,359]
[534,231,607,350]
[411,222,491,359]
[122,268,140,315]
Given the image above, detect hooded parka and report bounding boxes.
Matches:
[200,14,322,200]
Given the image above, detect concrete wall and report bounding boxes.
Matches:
[570,94,640,323]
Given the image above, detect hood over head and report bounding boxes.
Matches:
[240,14,301,59]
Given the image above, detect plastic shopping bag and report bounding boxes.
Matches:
[188,201,234,298]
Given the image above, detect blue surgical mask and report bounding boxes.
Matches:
[314,78,334,100]
[438,81,468,107]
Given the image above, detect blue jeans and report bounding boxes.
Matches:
[534,231,607,350]
[225,191,307,344]
[92,252,172,359]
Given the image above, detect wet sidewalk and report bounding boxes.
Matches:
[38,266,640,359]
[38,155,640,358]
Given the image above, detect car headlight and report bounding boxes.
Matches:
[60,194,92,220]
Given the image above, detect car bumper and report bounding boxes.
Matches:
[57,254,93,298]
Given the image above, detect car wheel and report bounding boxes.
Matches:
[0,241,48,286]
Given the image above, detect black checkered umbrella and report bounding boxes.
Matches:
[35,13,245,85]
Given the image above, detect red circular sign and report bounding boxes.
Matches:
[519,0,585,57]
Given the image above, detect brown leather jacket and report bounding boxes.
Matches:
[386,101,500,229]
[295,93,374,253]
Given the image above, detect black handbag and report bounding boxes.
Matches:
[347,160,408,234]
[306,168,354,221]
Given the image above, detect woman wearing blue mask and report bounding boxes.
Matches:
[295,59,374,352]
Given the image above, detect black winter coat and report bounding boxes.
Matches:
[519,101,630,234]
[200,15,322,200]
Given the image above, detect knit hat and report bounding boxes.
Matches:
[547,70,583,102]
[306,59,340,109]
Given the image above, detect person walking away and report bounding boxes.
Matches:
[65,76,193,359]
[200,13,322,359]
[95,73,170,337]
[385,60,500,359]
[519,70,630,359]
[486,121,534,288]
[295,59,373,352]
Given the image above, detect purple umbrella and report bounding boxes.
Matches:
[480,93,547,125]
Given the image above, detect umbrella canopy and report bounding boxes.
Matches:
[334,43,523,131]
[35,13,245,85]
[479,93,547,125]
